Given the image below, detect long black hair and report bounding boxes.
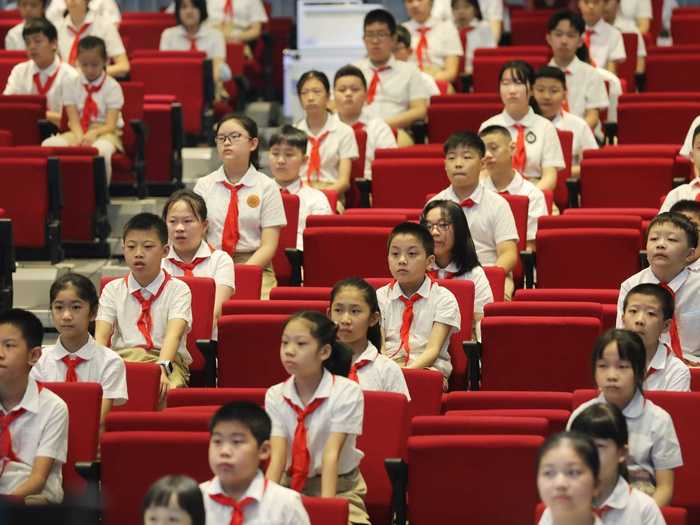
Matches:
[330,277,383,351]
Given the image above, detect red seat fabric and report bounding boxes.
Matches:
[436,279,475,391]
[111,81,145,186]
[272,193,299,286]
[411,414,549,437]
[509,11,556,45]
[618,32,638,91]
[538,214,643,232]
[345,208,422,220]
[555,129,573,210]
[618,102,700,143]
[142,102,177,187]
[444,391,574,411]
[484,301,603,319]
[483,266,506,302]
[269,286,331,301]
[427,103,503,142]
[230,264,263,300]
[375,144,443,158]
[106,410,210,432]
[305,214,407,228]
[222,299,328,316]
[691,368,700,392]
[0,94,47,114]
[473,57,548,92]
[371,158,449,208]
[166,387,266,408]
[564,207,659,220]
[112,362,161,412]
[346,127,367,209]
[446,408,570,434]
[0,103,43,144]
[645,55,700,91]
[402,368,444,419]
[302,496,349,525]
[513,288,619,303]
[661,507,688,525]
[0,56,25,89]
[0,129,11,146]
[118,18,176,55]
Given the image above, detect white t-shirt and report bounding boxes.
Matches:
[427,262,494,315]
[63,71,124,128]
[659,179,700,212]
[274,178,332,250]
[4,21,25,50]
[462,19,496,74]
[596,477,665,525]
[55,11,126,61]
[614,17,647,58]
[548,56,609,118]
[206,0,268,27]
[354,109,398,179]
[643,343,691,392]
[551,110,599,166]
[162,241,235,290]
[352,341,411,400]
[586,19,626,68]
[618,0,653,26]
[432,0,504,23]
[402,16,463,70]
[679,115,700,157]
[2,56,79,114]
[159,24,226,60]
[47,0,121,25]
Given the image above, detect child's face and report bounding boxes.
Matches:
[216,119,258,166]
[123,229,168,283]
[51,285,95,342]
[209,421,269,495]
[592,437,626,488]
[0,323,41,380]
[481,132,515,175]
[65,0,87,13]
[77,48,106,83]
[444,145,483,191]
[602,0,619,23]
[405,0,432,23]
[166,200,208,256]
[546,20,583,60]
[143,495,193,525]
[533,77,566,120]
[18,0,44,20]
[333,75,367,118]
[280,318,330,379]
[299,78,329,115]
[622,293,669,352]
[178,0,202,28]
[363,21,396,64]
[388,233,434,289]
[330,286,379,349]
[595,341,637,409]
[452,0,476,27]
[579,0,604,25]
[646,222,694,275]
[499,69,530,110]
[25,32,56,69]
[269,143,306,184]
[393,41,412,62]
[423,207,455,262]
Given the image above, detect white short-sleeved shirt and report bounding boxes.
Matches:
[56,11,126,61]
[429,184,519,266]
[402,16,463,71]
[462,20,496,74]
[428,262,494,315]
[548,56,609,118]
[595,67,623,124]
[354,110,398,179]
[4,21,25,50]
[479,107,565,181]
[294,113,359,186]
[2,56,79,115]
[274,178,331,250]
[265,369,364,477]
[595,477,665,525]
[0,378,68,503]
[679,115,699,157]
[63,71,124,128]
[539,509,602,525]
[47,0,121,25]
[586,19,627,68]
[614,17,647,58]
[193,165,287,254]
[162,241,235,290]
[200,471,311,525]
[644,342,691,392]
[617,267,700,362]
[159,24,226,60]
[659,178,700,211]
[206,0,268,27]
[619,0,653,25]
[96,270,193,364]
[432,0,504,22]
[352,57,431,122]
[551,110,599,166]
[352,341,411,400]
[376,277,461,380]
[568,391,683,484]
[31,335,128,405]
[482,171,547,241]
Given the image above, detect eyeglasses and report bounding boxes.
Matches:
[215,132,251,145]
[421,221,452,232]
[364,31,392,41]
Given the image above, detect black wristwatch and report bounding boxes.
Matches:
[157,360,174,376]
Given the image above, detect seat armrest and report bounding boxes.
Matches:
[384,458,408,525]
[410,120,427,145]
[75,460,100,483]
[464,341,482,391]
[196,339,218,387]
[459,73,472,93]
[355,179,372,208]
[566,177,580,209]
[285,249,303,286]
[521,250,536,289]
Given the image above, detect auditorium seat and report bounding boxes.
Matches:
[166,387,266,409]
[411,414,549,437]
[402,368,444,418]
[272,192,299,286]
[229,264,263,300]
[112,362,161,412]
[427,103,503,142]
[369,158,449,208]
[302,497,349,525]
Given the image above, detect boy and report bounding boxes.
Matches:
[616,212,700,364]
[269,125,332,250]
[428,131,519,298]
[2,17,78,126]
[669,200,700,273]
[95,213,192,403]
[333,64,398,180]
[621,283,690,391]
[200,401,310,525]
[663,125,700,210]
[0,309,68,503]
[394,26,441,98]
[602,0,647,76]
[4,0,46,50]
[478,125,547,252]
[377,222,461,390]
[578,0,626,73]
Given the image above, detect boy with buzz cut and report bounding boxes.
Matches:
[200,401,310,525]
[578,0,626,73]
[95,213,192,404]
[5,0,46,50]
[663,125,700,211]
[0,308,68,504]
[669,200,700,273]
[377,222,461,390]
[269,125,333,250]
[617,212,700,365]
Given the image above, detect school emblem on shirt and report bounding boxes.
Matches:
[526,131,537,144]
[246,194,261,208]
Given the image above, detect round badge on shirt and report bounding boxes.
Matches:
[247,194,261,208]
[526,131,537,144]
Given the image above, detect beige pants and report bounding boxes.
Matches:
[504,275,515,302]
[397,129,414,147]
[232,252,276,299]
[115,347,189,388]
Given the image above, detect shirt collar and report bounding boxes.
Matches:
[282,368,333,406]
[32,55,61,76]
[647,267,689,294]
[647,342,669,373]
[388,274,432,300]
[1,377,41,415]
[301,113,338,137]
[82,71,106,87]
[483,172,524,194]
[67,10,95,30]
[53,335,97,361]
[447,182,483,204]
[410,16,438,30]
[127,269,165,296]
[548,55,582,74]
[213,164,258,187]
[167,240,212,261]
[598,476,631,510]
[354,341,379,364]
[429,260,460,273]
[595,389,645,418]
[368,55,396,71]
[589,19,606,32]
[205,470,266,501]
[276,178,302,194]
[501,107,536,128]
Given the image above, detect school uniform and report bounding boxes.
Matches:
[193,164,287,298]
[31,335,128,405]
[568,391,683,486]
[376,277,461,385]
[659,178,700,212]
[479,107,565,182]
[55,11,126,64]
[351,341,411,400]
[644,342,691,392]
[4,21,24,50]
[421,70,441,97]
[96,269,193,387]
[207,0,267,41]
[432,0,504,24]
[265,369,369,524]
[689,257,700,273]
[351,109,398,180]
[461,19,496,74]
[160,24,225,59]
[274,178,332,250]
[538,508,603,525]
[551,110,599,167]
[547,56,609,118]
[619,0,653,28]
[585,19,627,68]
[679,114,699,157]
[596,477,665,525]
[402,16,463,71]
[0,377,68,503]
[200,471,311,525]
[614,17,647,59]
[47,0,121,25]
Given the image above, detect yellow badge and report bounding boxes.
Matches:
[246,194,261,208]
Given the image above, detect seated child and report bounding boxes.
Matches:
[268,125,332,250]
[432,0,504,44]
[329,277,411,399]
[662,125,700,210]
[621,283,690,392]
[669,200,700,273]
[452,0,496,75]
[376,222,461,390]
[680,118,700,160]
[579,0,626,73]
[5,0,46,50]
[394,25,441,98]
[206,0,268,44]
[0,309,68,504]
[143,475,206,525]
[602,0,647,76]
[42,35,124,184]
[95,213,193,404]
[46,0,121,26]
[201,402,310,525]
[265,311,368,524]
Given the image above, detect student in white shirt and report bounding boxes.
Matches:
[680,116,700,160]
[617,0,652,34]
[46,0,120,26]
[393,26,442,98]
[452,0,496,75]
[4,0,45,50]
[662,126,700,210]
[143,475,207,525]
[432,0,503,43]
[206,0,268,44]
[579,0,627,73]
[266,311,369,524]
[669,200,700,273]
[479,60,565,191]
[603,0,647,76]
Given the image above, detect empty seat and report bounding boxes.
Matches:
[484,301,603,319]
[411,414,549,437]
[645,56,700,91]
[513,288,619,304]
[166,387,266,408]
[617,102,700,143]
[370,158,449,208]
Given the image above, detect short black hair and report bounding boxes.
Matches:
[536,431,600,480]
[333,64,367,91]
[693,124,700,147]
[648,211,699,249]
[534,65,567,89]
[0,308,44,350]
[670,199,700,224]
[142,475,205,525]
[443,131,486,157]
[77,35,107,62]
[22,17,57,42]
[297,70,330,97]
[499,60,535,88]
[209,401,271,447]
[268,124,308,153]
[395,25,411,48]
[623,283,674,321]
[479,124,512,142]
[364,8,397,35]
[592,329,646,393]
[123,212,168,245]
[547,9,585,35]
[387,221,435,256]
[174,0,207,25]
[452,0,484,20]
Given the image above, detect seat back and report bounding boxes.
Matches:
[427,103,503,142]
[411,414,549,437]
[112,362,161,412]
[691,368,700,392]
[444,391,574,411]
[472,57,548,92]
[0,56,25,89]
[500,194,529,252]
[222,299,328,316]
[564,206,659,220]
[176,276,215,375]
[538,214,643,231]
[230,264,263,299]
[436,278,475,391]
[618,102,700,143]
[618,32,638,91]
[302,496,349,524]
[346,127,367,208]
[555,129,573,210]
[483,266,506,302]
[305,214,407,228]
[375,144,443,158]
[118,18,177,54]
[371,158,449,207]
[0,94,47,114]
[106,410,211,432]
[484,301,603,319]
[645,56,700,91]
[166,387,266,408]
[509,11,556,44]
[402,368,444,419]
[118,81,145,159]
[513,288,619,303]
[0,103,43,144]
[269,286,331,301]
[272,193,300,286]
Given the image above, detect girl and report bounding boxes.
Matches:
[143,475,206,525]
[567,329,683,507]
[193,114,286,299]
[479,60,565,191]
[42,35,124,184]
[31,273,127,433]
[161,189,235,338]
[329,277,410,399]
[451,0,496,75]
[207,0,268,44]
[537,431,603,525]
[294,70,358,204]
[265,311,369,525]
[571,403,666,524]
[421,200,493,340]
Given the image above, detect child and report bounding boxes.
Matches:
[41,36,123,184]
[376,222,461,390]
[613,0,652,34]
[680,119,700,161]
[206,0,268,44]
[570,403,666,524]
[294,70,358,202]
[4,0,46,50]
[537,432,603,525]
[451,0,496,75]
[95,213,193,403]
[31,273,128,431]
[161,189,235,338]
[567,329,683,507]
[545,9,609,129]
[393,26,441,98]
[143,475,206,525]
[578,0,626,73]
[663,125,700,210]
[201,402,310,524]
[193,114,286,299]
[432,0,504,44]
[479,61,565,192]
[602,0,647,76]
[421,200,493,339]
[329,277,411,399]
[479,124,548,251]
[3,17,79,126]
[268,125,332,250]
[616,212,700,364]
[402,0,463,83]
[46,0,121,27]
[669,200,700,273]
[265,311,368,524]
[621,283,690,392]
[0,308,68,503]
[333,64,398,180]
[428,131,519,299]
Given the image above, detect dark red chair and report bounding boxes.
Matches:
[0,55,25,90]
[427,103,503,142]
[118,17,177,55]
[554,129,573,211]
[669,13,700,44]
[444,390,574,411]
[229,263,263,300]
[483,266,506,302]
[302,496,349,525]
[484,301,603,319]
[375,144,443,158]
[112,362,161,412]
[370,158,449,208]
[305,214,407,228]
[110,81,147,197]
[617,102,700,143]
[618,32,638,92]
[509,11,556,45]
[346,127,367,208]
[166,387,266,408]
[272,192,299,286]
[0,103,45,145]
[513,288,619,303]
[402,368,444,419]
[0,129,11,146]
[645,56,700,91]
[691,368,700,392]
[221,299,327,316]
[269,286,331,301]
[105,410,211,432]
[411,414,549,437]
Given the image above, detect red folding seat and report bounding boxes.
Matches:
[581,144,692,182]
[269,286,331,301]
[272,192,299,286]
[302,497,349,524]
[670,13,700,44]
[142,97,184,196]
[106,410,211,432]
[0,94,47,114]
[229,263,262,299]
[513,288,619,303]
[0,102,45,144]
[509,10,557,44]
[370,158,448,208]
[166,387,266,409]
[484,300,603,319]
[444,391,573,411]
[564,207,659,220]
[483,266,505,302]
[305,214,407,228]
[344,208,422,220]
[646,56,700,91]
[446,408,570,434]
[430,93,501,105]
[538,214,643,232]
[691,368,700,392]
[0,129,11,146]
[554,129,573,211]
[118,17,177,55]
[346,127,367,208]
[473,57,548,92]
[375,144,443,158]
[112,362,161,412]
[0,55,25,88]
[110,81,147,197]
[427,103,503,142]
[618,102,700,143]
[221,299,328,316]
[411,414,548,437]
[401,368,444,418]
